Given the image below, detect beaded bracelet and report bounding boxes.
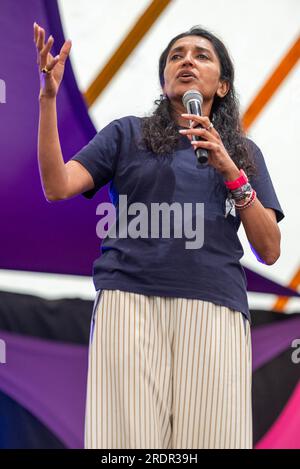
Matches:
[235,189,257,210]
[230,182,253,202]
[235,189,256,208]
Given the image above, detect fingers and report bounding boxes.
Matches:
[190,140,219,153]
[37,25,45,52]
[33,22,39,43]
[34,23,46,67]
[34,23,58,70]
[181,113,216,134]
[40,35,54,69]
[181,113,210,124]
[179,127,216,142]
[43,54,60,73]
[58,40,72,65]
[34,21,71,74]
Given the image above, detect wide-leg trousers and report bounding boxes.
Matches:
[84,289,252,449]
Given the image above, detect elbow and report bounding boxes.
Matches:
[45,194,56,203]
[43,181,70,202]
[44,191,66,203]
[264,255,279,266]
[263,247,281,265]
[263,228,281,265]
[45,193,59,203]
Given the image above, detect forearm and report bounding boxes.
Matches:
[38,95,68,201]
[179,116,281,264]
[238,198,281,265]
[223,165,280,265]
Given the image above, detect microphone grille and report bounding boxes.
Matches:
[182,89,203,108]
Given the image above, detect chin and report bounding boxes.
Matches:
[169,86,201,100]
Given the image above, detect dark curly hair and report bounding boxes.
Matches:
[141,26,256,176]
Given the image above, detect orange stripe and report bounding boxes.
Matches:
[84,0,172,107]
[272,268,300,312]
[242,35,300,131]
[241,36,300,312]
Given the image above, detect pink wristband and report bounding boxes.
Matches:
[225,169,248,190]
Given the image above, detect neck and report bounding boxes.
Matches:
[169,97,213,127]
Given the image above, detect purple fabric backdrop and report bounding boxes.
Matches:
[0,329,88,448]
[251,315,300,371]
[0,0,109,277]
[0,317,299,447]
[0,0,297,299]
[243,267,299,297]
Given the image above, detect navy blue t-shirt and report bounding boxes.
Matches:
[71,115,284,323]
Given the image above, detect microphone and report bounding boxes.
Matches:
[182,90,209,166]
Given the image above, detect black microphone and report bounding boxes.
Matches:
[182,90,209,166]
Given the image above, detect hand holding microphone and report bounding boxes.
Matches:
[180,91,240,179]
[182,90,210,166]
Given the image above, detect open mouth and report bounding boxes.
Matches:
[178,75,195,81]
[177,71,196,81]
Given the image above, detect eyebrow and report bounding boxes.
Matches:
[169,46,213,55]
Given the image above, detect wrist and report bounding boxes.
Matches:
[235,189,257,210]
[222,165,240,181]
[39,92,57,103]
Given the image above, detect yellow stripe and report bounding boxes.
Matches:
[241,36,300,311]
[242,35,300,131]
[84,0,172,107]
[272,268,300,312]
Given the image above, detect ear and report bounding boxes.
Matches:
[216,80,230,98]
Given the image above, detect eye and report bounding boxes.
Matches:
[197,54,209,60]
[170,54,182,61]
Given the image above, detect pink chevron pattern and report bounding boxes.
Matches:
[255,381,300,449]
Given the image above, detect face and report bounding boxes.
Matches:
[163,35,229,108]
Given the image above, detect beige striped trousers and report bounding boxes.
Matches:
[84,289,252,449]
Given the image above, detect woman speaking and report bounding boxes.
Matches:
[34,23,284,449]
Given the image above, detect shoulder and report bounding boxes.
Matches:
[88,116,141,146]
[244,137,263,159]
[105,115,142,130]
[243,137,269,175]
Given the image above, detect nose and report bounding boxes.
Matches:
[181,51,195,67]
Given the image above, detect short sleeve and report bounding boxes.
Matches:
[70,119,122,199]
[247,139,285,223]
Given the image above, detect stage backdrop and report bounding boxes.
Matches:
[0,291,299,448]
[0,0,299,450]
[0,0,298,300]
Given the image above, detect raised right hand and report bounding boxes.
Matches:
[34,22,72,99]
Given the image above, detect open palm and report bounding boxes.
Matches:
[34,22,72,98]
